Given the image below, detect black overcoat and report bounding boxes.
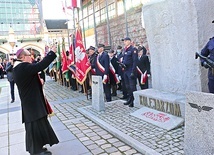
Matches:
[13,51,56,123]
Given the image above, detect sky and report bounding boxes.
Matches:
[42,0,67,19]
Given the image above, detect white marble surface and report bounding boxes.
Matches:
[92,75,105,111]
[142,0,214,93]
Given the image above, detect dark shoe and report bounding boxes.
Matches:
[120,96,128,100]
[129,102,134,107]
[10,100,14,103]
[111,93,117,96]
[124,97,131,105]
[32,150,52,155]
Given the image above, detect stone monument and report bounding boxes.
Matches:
[132,0,214,130]
[142,0,214,93]
[185,91,214,155]
[92,75,105,111]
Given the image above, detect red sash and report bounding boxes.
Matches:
[38,74,54,117]
[136,66,148,84]
[96,56,108,84]
[109,62,120,84]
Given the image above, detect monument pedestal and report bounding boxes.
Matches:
[132,89,184,130]
[134,89,185,118]
[92,75,105,111]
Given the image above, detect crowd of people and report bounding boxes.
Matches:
[83,37,151,107]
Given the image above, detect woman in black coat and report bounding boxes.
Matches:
[136,46,150,89]
[13,47,59,155]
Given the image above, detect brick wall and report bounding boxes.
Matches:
[96,5,148,49]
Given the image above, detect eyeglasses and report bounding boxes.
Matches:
[25,54,31,56]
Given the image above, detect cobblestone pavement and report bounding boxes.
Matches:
[44,80,143,155]
[44,79,184,155]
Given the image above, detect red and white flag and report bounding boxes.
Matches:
[68,44,75,66]
[75,28,91,84]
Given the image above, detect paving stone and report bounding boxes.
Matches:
[82,140,95,146]
[79,137,90,142]
[94,139,107,146]
[101,144,112,149]
[90,135,101,141]
[112,141,125,148]
[110,152,123,155]
[105,147,118,154]
[101,134,113,139]
[124,149,138,155]
[90,148,105,155]
[86,143,99,150]
[107,138,119,143]
[118,145,131,152]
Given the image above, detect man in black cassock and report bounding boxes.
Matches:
[13,47,59,155]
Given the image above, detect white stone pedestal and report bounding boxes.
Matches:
[92,75,105,111]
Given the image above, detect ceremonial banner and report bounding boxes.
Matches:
[75,28,91,84]
[61,38,69,81]
[56,43,61,71]
[68,44,75,66]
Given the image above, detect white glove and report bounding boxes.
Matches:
[103,75,108,84]
[103,75,107,80]
[147,74,150,77]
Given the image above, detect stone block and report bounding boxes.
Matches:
[92,75,105,111]
[130,107,184,131]
[133,89,185,118]
[185,91,214,155]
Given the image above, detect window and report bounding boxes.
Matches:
[117,0,124,16]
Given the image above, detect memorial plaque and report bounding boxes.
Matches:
[131,107,184,131]
[185,91,214,155]
[92,75,105,111]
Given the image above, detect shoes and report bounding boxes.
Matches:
[31,150,52,155]
[124,98,131,105]
[129,103,134,107]
[120,96,128,100]
[124,96,134,105]
[111,93,117,96]
[10,100,14,103]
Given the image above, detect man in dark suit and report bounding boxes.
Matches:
[13,47,59,155]
[94,44,111,102]
[136,46,150,89]
[5,58,15,103]
[108,49,119,96]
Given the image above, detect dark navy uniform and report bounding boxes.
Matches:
[94,45,111,102]
[122,44,138,106]
[116,48,128,99]
[201,37,214,93]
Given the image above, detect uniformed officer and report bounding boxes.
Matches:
[94,44,112,102]
[116,45,128,99]
[121,37,138,107]
[201,35,214,93]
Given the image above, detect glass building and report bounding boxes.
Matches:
[0,0,42,37]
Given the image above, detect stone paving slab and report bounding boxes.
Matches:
[78,106,161,155]
[77,101,184,155]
